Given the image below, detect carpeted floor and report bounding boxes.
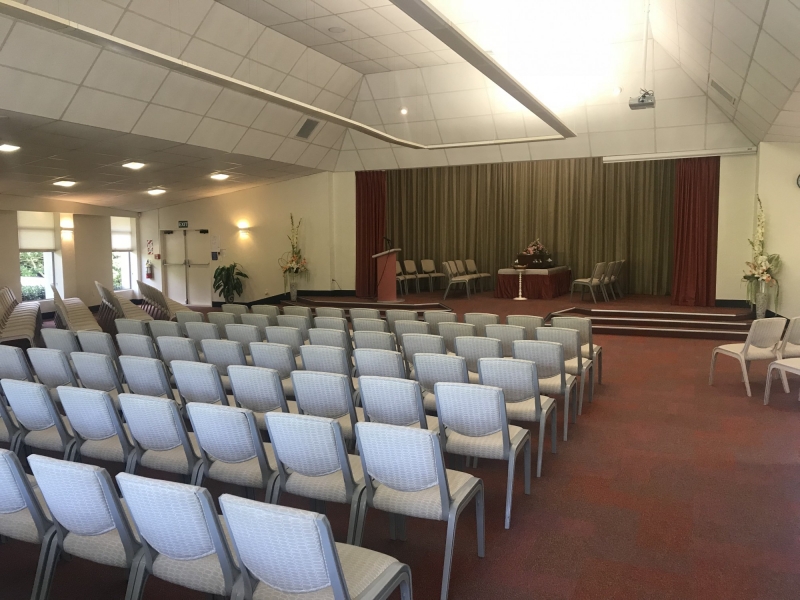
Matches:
[3,292,799,599]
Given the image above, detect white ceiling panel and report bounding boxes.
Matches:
[656,124,706,151]
[112,11,191,58]
[289,48,341,88]
[272,137,309,163]
[428,89,492,120]
[437,115,496,144]
[131,105,202,143]
[232,128,284,159]
[62,88,147,131]
[194,2,264,55]
[126,0,214,35]
[28,0,125,33]
[590,129,655,156]
[151,72,223,115]
[82,51,169,102]
[188,117,247,152]
[0,65,77,118]
[358,147,397,169]
[206,89,267,127]
[655,96,707,127]
[232,59,286,91]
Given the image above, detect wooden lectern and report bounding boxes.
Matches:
[373,248,402,303]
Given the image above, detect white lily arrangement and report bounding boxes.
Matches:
[743,197,781,305]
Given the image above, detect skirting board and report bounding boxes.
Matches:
[213,290,356,308]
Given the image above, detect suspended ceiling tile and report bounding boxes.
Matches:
[27,0,125,33]
[195,2,265,56]
[248,27,306,73]
[589,129,655,156]
[374,95,434,123]
[383,120,441,145]
[295,143,329,168]
[392,146,446,168]
[753,32,800,89]
[289,48,341,88]
[180,38,244,76]
[313,89,345,111]
[655,124,706,151]
[365,69,426,99]
[271,137,308,163]
[313,42,369,64]
[216,0,294,27]
[315,0,370,12]
[345,60,388,74]
[374,56,417,71]
[740,84,781,123]
[232,59,287,91]
[82,51,169,102]
[206,89,267,127]
[250,103,304,136]
[499,143,531,163]
[127,0,214,35]
[655,96,707,127]
[709,55,744,98]
[372,5,423,32]
[187,117,247,152]
[445,145,502,166]
[263,0,330,20]
[762,0,800,59]
[229,129,282,159]
[112,11,191,58]
[653,67,704,99]
[61,88,146,133]
[358,147,397,169]
[405,52,447,68]
[728,0,767,24]
[745,62,792,109]
[710,28,751,77]
[492,113,527,139]
[276,75,322,104]
[270,21,335,47]
[151,72,223,115]
[338,9,401,37]
[437,115,497,143]
[705,121,753,148]
[325,65,363,97]
[421,63,485,95]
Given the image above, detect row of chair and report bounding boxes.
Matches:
[570,260,625,303]
[396,259,491,298]
[94,281,152,333]
[0,286,42,347]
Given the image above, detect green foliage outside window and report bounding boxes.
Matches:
[20,252,44,277]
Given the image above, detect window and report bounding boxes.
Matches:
[111,216,134,290]
[18,212,56,301]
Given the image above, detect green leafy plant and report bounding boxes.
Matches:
[213,262,249,303]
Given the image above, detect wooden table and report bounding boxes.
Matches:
[494,266,572,300]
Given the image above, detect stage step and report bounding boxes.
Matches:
[593,324,749,340]
[588,316,751,331]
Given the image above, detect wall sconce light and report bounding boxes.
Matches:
[61,228,73,241]
[60,216,74,229]
[237,220,250,238]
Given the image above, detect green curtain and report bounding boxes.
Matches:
[386,157,675,295]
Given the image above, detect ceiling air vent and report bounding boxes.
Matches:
[709,78,737,106]
[295,118,320,140]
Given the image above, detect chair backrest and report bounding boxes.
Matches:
[71,352,124,395]
[116,473,237,595]
[118,356,175,400]
[438,322,476,353]
[423,311,457,335]
[250,342,296,379]
[779,316,800,355]
[385,310,417,334]
[394,320,430,346]
[506,315,545,340]
[201,339,247,376]
[225,324,263,353]
[114,318,149,336]
[252,304,280,326]
[28,455,138,564]
[435,382,509,456]
[465,259,479,274]
[551,316,593,349]
[403,260,418,275]
[119,393,192,453]
[276,315,311,342]
[464,313,499,336]
[186,321,221,346]
[610,260,624,281]
[291,371,356,421]
[395,261,403,275]
[265,412,354,495]
[420,259,437,274]
[359,376,427,428]
[228,365,289,414]
[455,336,503,372]
[222,304,248,319]
[0,345,35,382]
[42,328,81,358]
[175,311,204,333]
[356,422,451,520]
[455,260,467,275]
[535,327,581,369]
[172,360,229,405]
[315,307,345,319]
[590,262,606,281]
[354,348,405,379]
[353,330,396,352]
[76,330,121,372]
[352,317,389,333]
[283,306,313,321]
[413,353,468,392]
[485,324,526,357]
[240,313,271,331]
[264,327,303,357]
[402,334,446,365]
[157,336,201,366]
[1,380,68,440]
[116,333,159,359]
[512,340,566,389]
[308,328,350,353]
[219,494,350,599]
[313,317,351,345]
[0,448,51,543]
[299,345,351,380]
[208,312,236,336]
[744,317,788,352]
[27,348,78,388]
[349,308,380,321]
[58,387,131,448]
[187,403,270,477]
[478,358,542,414]
[442,261,454,280]
[148,320,183,340]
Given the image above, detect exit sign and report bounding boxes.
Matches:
[178,221,188,228]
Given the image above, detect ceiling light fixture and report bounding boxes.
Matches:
[328,26,346,33]
[122,161,145,170]
[147,188,166,196]
[210,173,229,180]
[400,108,408,115]
[613,86,622,96]
[53,180,76,187]
[0,144,20,152]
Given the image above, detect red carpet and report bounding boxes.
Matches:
[3,293,799,599]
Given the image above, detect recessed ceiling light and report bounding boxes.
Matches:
[210,173,229,180]
[400,108,408,115]
[53,180,76,187]
[122,161,145,170]
[0,144,20,152]
[328,26,346,33]
[147,188,166,196]
[613,86,623,96]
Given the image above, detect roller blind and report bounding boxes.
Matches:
[18,211,55,250]
[111,216,133,251]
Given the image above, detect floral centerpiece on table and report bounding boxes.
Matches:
[743,197,780,318]
[516,238,554,268]
[278,214,308,300]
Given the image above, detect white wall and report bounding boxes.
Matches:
[0,211,20,299]
[73,215,113,307]
[756,143,800,317]
[716,154,757,301]
[138,172,357,305]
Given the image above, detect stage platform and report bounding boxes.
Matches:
[284,296,452,317]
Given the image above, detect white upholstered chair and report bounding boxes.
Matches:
[552,315,603,384]
[175,310,203,336]
[225,323,263,355]
[147,319,182,340]
[277,314,312,342]
[774,317,800,393]
[413,353,469,411]
[454,336,502,383]
[485,323,526,357]
[506,315,544,340]
[2,379,74,459]
[463,313,499,337]
[420,259,446,291]
[353,348,406,379]
[441,262,471,300]
[352,317,390,334]
[228,365,297,430]
[353,330,397,352]
[222,303,248,321]
[570,262,607,304]
[438,322,476,355]
[291,370,364,447]
[118,355,178,403]
[70,351,127,409]
[116,333,159,360]
[535,327,594,412]
[251,304,280,326]
[283,305,314,321]
[349,308,381,321]
[359,376,437,430]
[315,306,346,319]
[171,360,234,406]
[114,318,149,336]
[264,327,305,369]
[250,342,298,398]
[423,311,457,335]
[0,448,52,550]
[208,311,236,337]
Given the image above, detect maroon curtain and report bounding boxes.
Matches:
[355,171,387,298]
[671,156,720,306]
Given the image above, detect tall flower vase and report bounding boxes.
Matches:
[755,280,768,319]
[288,275,298,302]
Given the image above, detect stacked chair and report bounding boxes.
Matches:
[0,286,42,347]
[396,259,491,299]
[571,260,626,303]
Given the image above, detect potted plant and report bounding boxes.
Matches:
[743,197,780,319]
[278,214,308,301]
[213,262,249,303]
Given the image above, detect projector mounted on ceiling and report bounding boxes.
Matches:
[629,89,655,110]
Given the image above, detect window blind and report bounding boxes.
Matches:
[18,212,55,250]
[111,216,133,251]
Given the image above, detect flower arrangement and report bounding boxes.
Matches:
[743,197,781,306]
[523,239,549,255]
[278,214,308,282]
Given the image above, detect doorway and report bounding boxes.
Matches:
[161,229,211,306]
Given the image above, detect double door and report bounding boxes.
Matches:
[161,229,211,306]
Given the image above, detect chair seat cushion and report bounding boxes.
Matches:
[581,343,601,359]
[467,371,480,384]
[24,418,74,452]
[410,415,439,431]
[63,528,130,568]
[505,396,555,422]
[207,443,277,488]
[782,342,800,359]
[295,355,304,369]
[281,377,294,399]
[253,402,299,429]
[0,483,50,544]
[140,432,200,475]
[422,391,436,411]
[336,408,365,441]
[444,425,525,460]
[285,454,364,503]
[153,552,227,596]
[372,469,474,521]
[716,343,778,361]
[564,356,592,376]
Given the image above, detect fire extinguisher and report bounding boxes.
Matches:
[145,260,154,280]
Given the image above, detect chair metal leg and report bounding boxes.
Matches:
[562,388,570,442]
[32,527,60,600]
[536,417,546,478]
[125,550,150,600]
[577,373,586,415]
[475,485,485,558]
[765,364,775,405]
[588,365,594,404]
[598,349,603,385]
[353,494,368,547]
[739,356,752,397]
[780,365,791,394]
[550,405,558,454]
[441,515,458,600]
[709,351,718,385]
[347,486,366,545]
[589,286,596,303]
